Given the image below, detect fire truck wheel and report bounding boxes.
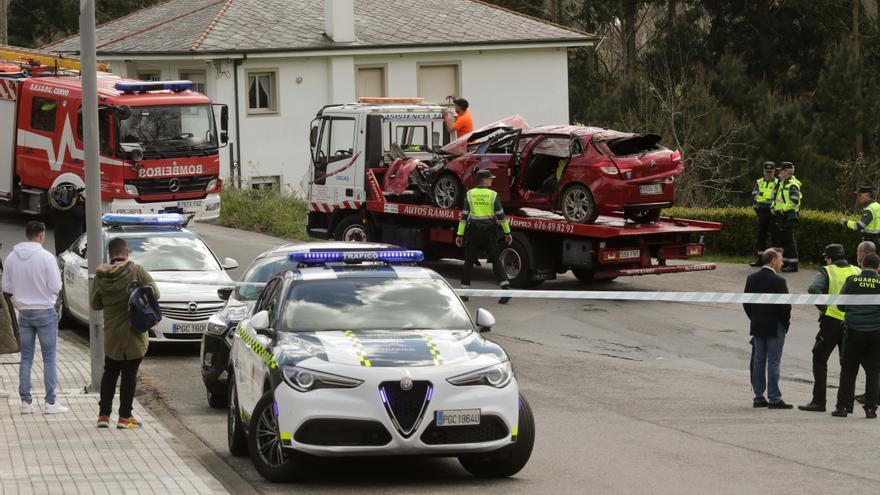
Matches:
[334,215,370,242]
[499,236,538,289]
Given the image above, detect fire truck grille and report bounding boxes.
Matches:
[128,176,215,195]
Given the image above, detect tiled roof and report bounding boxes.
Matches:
[44,0,594,55]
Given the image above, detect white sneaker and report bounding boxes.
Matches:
[44,402,69,414]
[0,389,9,398]
[20,401,34,414]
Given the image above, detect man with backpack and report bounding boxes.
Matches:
[90,237,158,429]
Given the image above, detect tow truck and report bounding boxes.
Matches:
[305,98,721,287]
[0,45,228,219]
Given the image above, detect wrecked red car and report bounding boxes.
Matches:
[430,123,684,223]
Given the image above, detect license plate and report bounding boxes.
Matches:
[639,184,663,195]
[172,323,206,334]
[177,200,202,211]
[620,249,640,259]
[435,409,481,427]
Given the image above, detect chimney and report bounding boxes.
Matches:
[324,0,355,43]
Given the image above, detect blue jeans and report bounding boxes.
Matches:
[18,309,59,404]
[752,323,786,403]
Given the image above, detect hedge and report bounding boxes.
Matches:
[216,187,309,241]
[664,207,863,265]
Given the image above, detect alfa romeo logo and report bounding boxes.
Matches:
[169,178,181,192]
[187,302,198,313]
[400,377,413,391]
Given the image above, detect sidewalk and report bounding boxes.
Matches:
[0,334,228,495]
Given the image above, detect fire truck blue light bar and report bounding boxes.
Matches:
[114,80,193,93]
[288,250,425,265]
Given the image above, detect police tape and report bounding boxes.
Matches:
[148,277,880,305]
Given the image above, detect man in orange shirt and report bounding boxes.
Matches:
[444,97,473,138]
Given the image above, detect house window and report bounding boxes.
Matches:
[356,67,385,98]
[30,96,57,132]
[137,71,161,81]
[247,71,277,114]
[179,70,207,95]
[417,64,459,104]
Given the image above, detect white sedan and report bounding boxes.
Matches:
[58,214,238,341]
[227,245,535,482]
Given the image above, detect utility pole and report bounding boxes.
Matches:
[80,0,104,392]
[854,0,863,157]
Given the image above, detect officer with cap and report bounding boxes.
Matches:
[770,161,802,272]
[799,243,861,412]
[840,185,880,247]
[48,174,86,256]
[750,161,778,267]
[456,169,513,304]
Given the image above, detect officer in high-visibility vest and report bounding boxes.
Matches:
[456,169,513,304]
[840,185,880,247]
[799,244,862,412]
[771,161,802,272]
[750,161,778,267]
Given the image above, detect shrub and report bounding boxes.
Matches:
[217,187,308,241]
[665,207,863,265]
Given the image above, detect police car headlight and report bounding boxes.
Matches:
[282,365,363,392]
[447,361,513,388]
[124,184,138,195]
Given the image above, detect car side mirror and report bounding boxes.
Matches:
[250,310,275,338]
[222,257,239,270]
[475,308,495,332]
[217,287,233,301]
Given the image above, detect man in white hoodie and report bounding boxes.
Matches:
[1,221,68,414]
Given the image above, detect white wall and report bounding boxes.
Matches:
[108,46,571,194]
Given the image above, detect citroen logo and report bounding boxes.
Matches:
[400,377,413,391]
[187,302,198,313]
[649,159,657,169]
[168,178,181,192]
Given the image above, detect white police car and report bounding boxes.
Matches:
[58,214,238,341]
[227,246,534,482]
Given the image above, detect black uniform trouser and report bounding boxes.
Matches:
[837,328,880,411]
[754,208,773,255]
[812,315,845,405]
[772,214,798,264]
[99,356,142,418]
[461,223,508,287]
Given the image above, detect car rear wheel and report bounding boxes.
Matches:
[227,375,248,456]
[459,394,535,478]
[249,391,310,482]
[334,215,369,242]
[560,184,598,224]
[624,208,661,224]
[433,174,463,209]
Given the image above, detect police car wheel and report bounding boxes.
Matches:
[57,282,75,329]
[207,386,227,409]
[227,375,249,456]
[248,392,309,482]
[458,394,535,478]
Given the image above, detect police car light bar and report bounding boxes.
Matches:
[102,213,187,226]
[115,80,193,93]
[289,250,425,265]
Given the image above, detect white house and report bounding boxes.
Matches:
[46,0,595,193]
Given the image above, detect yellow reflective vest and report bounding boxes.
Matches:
[823,264,862,320]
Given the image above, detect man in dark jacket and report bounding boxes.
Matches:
[90,237,158,429]
[832,252,880,418]
[743,249,793,408]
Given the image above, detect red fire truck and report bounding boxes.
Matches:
[305,99,721,287]
[0,49,227,219]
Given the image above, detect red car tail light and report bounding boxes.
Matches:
[671,149,682,164]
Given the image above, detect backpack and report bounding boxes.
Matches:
[128,281,161,333]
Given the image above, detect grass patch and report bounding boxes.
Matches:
[217,187,308,240]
